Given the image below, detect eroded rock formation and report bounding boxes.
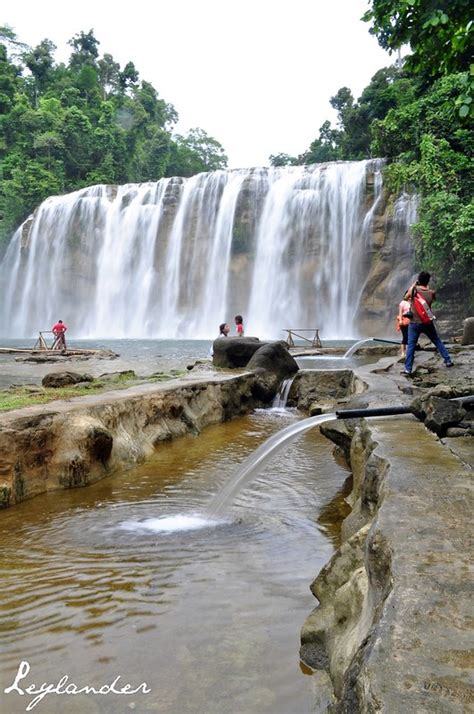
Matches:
[0,373,262,508]
[301,415,473,711]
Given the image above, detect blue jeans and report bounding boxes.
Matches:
[405,322,452,373]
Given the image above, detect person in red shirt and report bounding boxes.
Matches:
[52,319,67,350]
[403,272,453,375]
[234,314,244,336]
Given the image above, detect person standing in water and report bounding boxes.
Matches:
[403,271,453,375]
[234,315,244,336]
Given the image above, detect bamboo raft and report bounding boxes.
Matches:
[0,347,115,356]
[0,332,118,358]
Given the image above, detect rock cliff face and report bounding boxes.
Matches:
[356,187,416,337]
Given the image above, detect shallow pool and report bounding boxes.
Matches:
[0,409,350,713]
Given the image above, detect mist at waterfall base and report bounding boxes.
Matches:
[0,161,417,341]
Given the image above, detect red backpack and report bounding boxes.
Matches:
[413,291,435,323]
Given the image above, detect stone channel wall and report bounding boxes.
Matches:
[301,415,473,712]
[0,367,361,510]
[0,373,261,508]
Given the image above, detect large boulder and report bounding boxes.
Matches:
[212,336,264,368]
[246,341,299,381]
[42,371,93,388]
[287,369,357,412]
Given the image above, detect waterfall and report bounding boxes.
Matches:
[0,160,415,340]
[272,377,295,409]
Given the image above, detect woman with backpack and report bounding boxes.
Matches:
[403,271,453,376]
[396,297,412,357]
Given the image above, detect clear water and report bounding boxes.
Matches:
[0,409,350,714]
[207,413,335,516]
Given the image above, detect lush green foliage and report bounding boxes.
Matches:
[363,0,473,119]
[0,27,228,243]
[363,0,473,302]
[363,1,472,78]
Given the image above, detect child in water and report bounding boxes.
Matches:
[234,315,244,336]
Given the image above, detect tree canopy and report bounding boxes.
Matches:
[0,27,228,243]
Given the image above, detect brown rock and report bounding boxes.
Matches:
[42,372,93,388]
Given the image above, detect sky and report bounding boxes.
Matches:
[4,0,392,168]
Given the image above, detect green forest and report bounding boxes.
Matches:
[0,26,228,243]
[0,1,473,304]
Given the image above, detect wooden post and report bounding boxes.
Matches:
[33,332,50,350]
[283,328,322,349]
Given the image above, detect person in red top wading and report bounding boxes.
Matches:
[52,319,67,350]
[403,272,453,376]
[234,314,244,336]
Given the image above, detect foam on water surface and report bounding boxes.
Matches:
[119,513,221,534]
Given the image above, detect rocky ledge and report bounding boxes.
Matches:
[300,346,474,712]
[0,373,262,508]
[0,337,364,509]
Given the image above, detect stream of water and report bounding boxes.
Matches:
[0,409,351,714]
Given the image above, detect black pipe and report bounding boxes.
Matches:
[336,395,474,420]
[372,338,401,345]
[453,395,474,407]
[336,406,412,419]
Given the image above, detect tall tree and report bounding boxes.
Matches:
[23,39,56,106]
[119,61,139,93]
[97,53,120,99]
[269,153,299,166]
[166,128,228,177]
[68,29,99,72]
[0,43,19,114]
[363,0,472,77]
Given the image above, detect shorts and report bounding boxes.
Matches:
[400,325,408,345]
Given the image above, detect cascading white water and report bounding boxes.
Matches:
[272,377,295,409]
[0,160,415,340]
[247,161,374,338]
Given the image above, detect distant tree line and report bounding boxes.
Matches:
[0,27,228,243]
[270,0,473,306]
